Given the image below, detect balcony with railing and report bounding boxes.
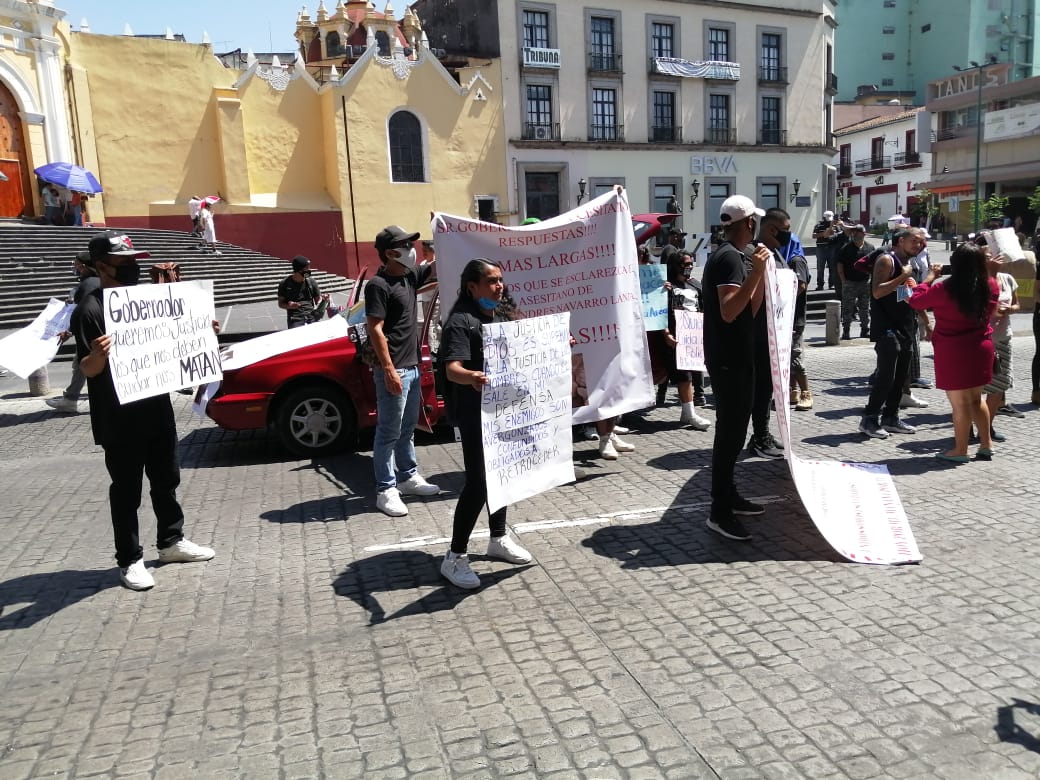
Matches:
[588,52,622,73]
[758,66,788,84]
[650,125,682,143]
[854,155,892,173]
[589,123,625,142]
[893,151,922,167]
[935,122,978,142]
[758,128,786,145]
[522,122,561,141]
[705,126,736,145]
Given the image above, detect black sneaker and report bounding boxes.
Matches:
[748,434,784,459]
[859,416,890,439]
[997,404,1025,418]
[881,415,916,434]
[731,496,765,516]
[706,514,752,541]
[990,427,1007,443]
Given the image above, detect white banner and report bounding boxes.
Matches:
[674,310,705,371]
[105,280,221,404]
[481,313,574,513]
[434,188,654,424]
[219,315,349,372]
[0,298,74,378]
[764,260,922,564]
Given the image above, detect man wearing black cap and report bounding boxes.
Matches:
[72,231,215,591]
[277,255,327,328]
[366,225,441,516]
[659,226,687,269]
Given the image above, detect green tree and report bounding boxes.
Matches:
[1027,185,1040,216]
[972,194,1008,228]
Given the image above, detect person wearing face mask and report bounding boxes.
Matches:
[437,259,533,588]
[701,196,773,541]
[366,225,441,517]
[71,231,215,590]
[778,229,813,410]
[836,224,874,341]
[663,249,711,430]
[277,255,329,328]
[46,251,100,414]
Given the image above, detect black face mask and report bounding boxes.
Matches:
[112,262,141,286]
[775,228,792,246]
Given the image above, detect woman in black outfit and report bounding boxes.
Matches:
[439,259,532,589]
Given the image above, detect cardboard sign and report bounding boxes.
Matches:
[638,263,668,330]
[674,309,705,371]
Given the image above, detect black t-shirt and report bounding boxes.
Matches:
[870,253,917,342]
[72,275,101,304]
[277,274,321,326]
[440,298,505,424]
[702,241,755,368]
[364,265,433,369]
[837,240,874,282]
[71,287,176,447]
[788,254,810,328]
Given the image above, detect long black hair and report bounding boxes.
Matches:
[448,258,501,316]
[943,243,992,323]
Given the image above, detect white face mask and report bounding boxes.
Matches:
[394,246,417,270]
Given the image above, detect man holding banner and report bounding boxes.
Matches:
[701,196,773,541]
[73,231,215,591]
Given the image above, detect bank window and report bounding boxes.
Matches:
[759,182,780,211]
[388,111,424,182]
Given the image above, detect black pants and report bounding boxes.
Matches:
[102,420,185,568]
[865,331,912,419]
[751,337,772,439]
[451,415,506,554]
[706,360,754,514]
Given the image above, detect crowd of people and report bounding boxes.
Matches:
[39,181,88,226]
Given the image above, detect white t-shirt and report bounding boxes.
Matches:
[991,272,1018,339]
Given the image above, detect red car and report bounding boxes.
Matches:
[206,279,441,457]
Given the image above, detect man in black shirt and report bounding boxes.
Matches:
[836,225,874,340]
[47,251,100,414]
[659,227,687,269]
[811,210,839,290]
[365,225,440,516]
[72,231,215,591]
[277,255,326,328]
[701,196,772,541]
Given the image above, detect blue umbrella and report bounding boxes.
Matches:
[34,162,103,194]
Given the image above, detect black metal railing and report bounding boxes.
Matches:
[589,123,625,142]
[758,66,788,83]
[894,151,921,166]
[758,128,786,145]
[650,125,682,143]
[522,122,561,141]
[705,126,736,144]
[588,52,623,72]
[854,156,892,172]
[838,162,853,177]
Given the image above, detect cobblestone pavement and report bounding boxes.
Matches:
[1,335,1039,779]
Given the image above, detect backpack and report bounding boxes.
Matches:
[149,262,181,284]
[853,248,887,277]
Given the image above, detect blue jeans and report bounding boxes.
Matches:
[372,366,421,492]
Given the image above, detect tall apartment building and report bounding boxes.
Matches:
[835,0,1040,104]
[415,0,838,238]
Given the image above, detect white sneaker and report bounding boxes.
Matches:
[581,425,600,441]
[486,534,532,564]
[679,409,711,431]
[440,552,480,588]
[613,424,631,435]
[398,474,441,496]
[119,559,155,590]
[376,487,408,516]
[45,396,82,414]
[158,539,215,563]
[899,393,929,409]
[599,437,619,460]
[610,433,635,452]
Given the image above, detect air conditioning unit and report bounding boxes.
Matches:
[534,126,550,140]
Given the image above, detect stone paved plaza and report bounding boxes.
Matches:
[1,334,1039,779]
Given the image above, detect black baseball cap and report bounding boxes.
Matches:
[374,225,420,253]
[87,231,150,263]
[291,255,311,272]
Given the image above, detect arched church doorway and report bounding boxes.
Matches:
[0,79,31,218]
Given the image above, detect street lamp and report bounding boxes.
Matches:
[789,178,801,203]
[953,56,996,234]
[577,177,587,205]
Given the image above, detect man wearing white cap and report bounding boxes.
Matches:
[700,195,773,541]
[812,209,839,291]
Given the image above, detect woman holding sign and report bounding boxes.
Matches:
[439,259,533,589]
[663,250,711,431]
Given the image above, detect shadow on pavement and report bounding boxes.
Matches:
[333,550,532,624]
[995,699,1040,753]
[0,568,116,629]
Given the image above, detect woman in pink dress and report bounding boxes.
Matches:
[908,242,999,463]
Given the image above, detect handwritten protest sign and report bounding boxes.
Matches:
[104,280,221,404]
[481,313,574,513]
[763,259,921,564]
[638,264,668,330]
[674,310,705,371]
[434,188,654,424]
[0,298,74,378]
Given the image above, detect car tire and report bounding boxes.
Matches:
[275,384,357,457]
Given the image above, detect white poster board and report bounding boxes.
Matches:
[673,310,705,371]
[638,263,668,331]
[763,259,922,564]
[481,313,574,513]
[104,280,221,404]
[434,188,654,424]
[0,298,74,378]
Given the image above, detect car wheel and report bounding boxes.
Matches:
[275,385,357,457]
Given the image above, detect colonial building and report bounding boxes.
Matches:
[415,0,839,239]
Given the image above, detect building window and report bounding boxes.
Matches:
[839,143,852,175]
[652,91,677,142]
[883,0,896,7]
[905,129,916,153]
[325,31,342,56]
[883,26,895,34]
[708,27,729,61]
[375,31,391,56]
[760,32,782,80]
[761,96,782,144]
[882,78,894,86]
[871,136,884,162]
[589,16,617,70]
[525,171,560,220]
[523,9,550,48]
[882,52,895,60]
[921,23,931,32]
[525,84,554,139]
[759,182,780,211]
[708,93,731,143]
[652,182,679,214]
[651,22,674,59]
[591,87,619,140]
[388,111,424,182]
